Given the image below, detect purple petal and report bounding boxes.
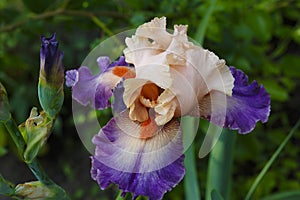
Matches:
[97,56,111,72]
[227,66,270,133]
[65,70,79,87]
[200,67,270,134]
[68,66,99,107]
[91,111,185,199]
[108,56,129,68]
[40,33,64,84]
[91,155,184,200]
[95,82,113,109]
[111,81,127,115]
[66,56,132,109]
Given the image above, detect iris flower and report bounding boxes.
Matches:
[66,17,270,200]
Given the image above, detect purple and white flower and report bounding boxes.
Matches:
[66,17,270,200]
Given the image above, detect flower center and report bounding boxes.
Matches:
[141,83,159,101]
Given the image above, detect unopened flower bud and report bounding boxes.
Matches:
[19,107,53,163]
[15,181,70,200]
[38,33,64,118]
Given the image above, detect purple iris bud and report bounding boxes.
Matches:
[38,33,64,118]
[40,33,64,86]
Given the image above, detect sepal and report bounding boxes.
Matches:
[19,107,54,163]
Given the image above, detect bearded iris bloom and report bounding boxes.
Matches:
[66,17,270,200]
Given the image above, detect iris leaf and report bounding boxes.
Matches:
[195,0,218,44]
[211,189,225,200]
[183,117,200,200]
[206,129,236,200]
[261,191,300,200]
[244,118,300,200]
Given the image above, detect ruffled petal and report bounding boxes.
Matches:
[66,57,133,109]
[67,66,101,107]
[123,17,234,126]
[199,67,270,134]
[124,36,172,89]
[135,16,172,49]
[96,56,111,72]
[91,156,184,200]
[91,111,184,199]
[65,69,79,87]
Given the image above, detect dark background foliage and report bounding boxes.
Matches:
[0,0,299,199]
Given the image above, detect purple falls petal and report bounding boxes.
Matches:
[65,69,79,87]
[91,155,184,200]
[94,81,113,109]
[227,66,270,133]
[66,56,132,109]
[97,56,111,72]
[200,66,270,134]
[68,66,100,107]
[91,111,185,199]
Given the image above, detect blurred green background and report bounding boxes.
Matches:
[0,0,299,199]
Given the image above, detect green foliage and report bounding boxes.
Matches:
[262,191,300,200]
[0,174,14,196]
[0,0,299,199]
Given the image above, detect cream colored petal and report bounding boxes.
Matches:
[124,36,159,66]
[135,60,172,89]
[129,98,149,122]
[135,16,172,48]
[157,89,176,106]
[185,47,234,97]
[165,25,191,66]
[123,78,148,107]
[167,66,201,117]
[124,35,173,89]
[155,100,177,126]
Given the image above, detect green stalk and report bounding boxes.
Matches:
[195,0,218,45]
[26,159,54,186]
[4,118,26,157]
[244,118,300,200]
[184,144,201,200]
[206,130,236,200]
[4,117,54,186]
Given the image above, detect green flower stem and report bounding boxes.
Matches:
[206,130,236,200]
[184,144,201,200]
[4,118,26,157]
[27,159,54,186]
[195,0,218,45]
[4,116,55,186]
[244,118,300,200]
[183,117,200,200]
